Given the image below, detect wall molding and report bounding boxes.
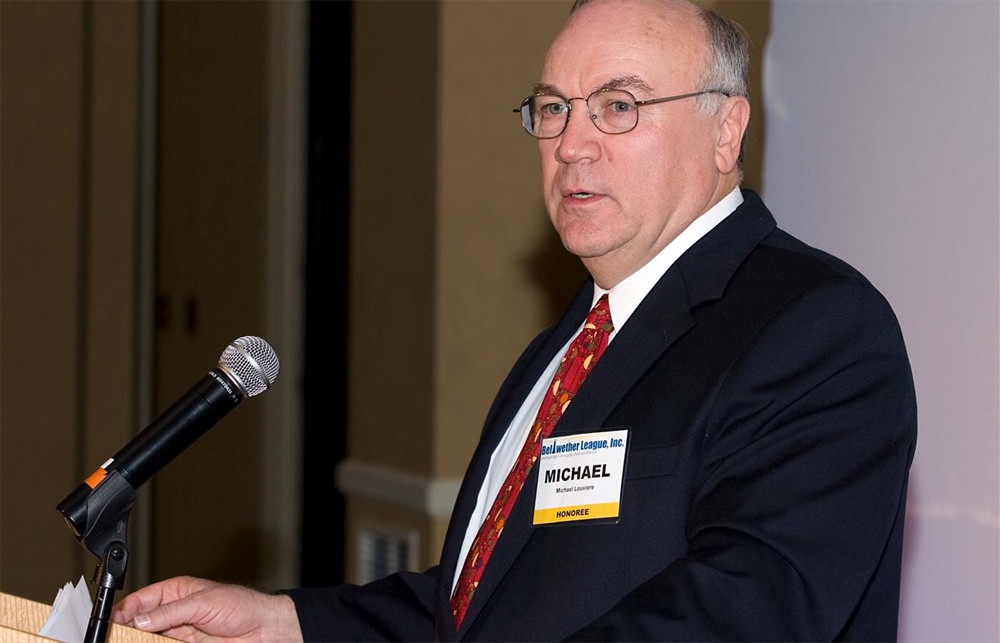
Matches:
[336,459,462,519]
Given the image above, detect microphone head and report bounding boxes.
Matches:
[218,336,280,397]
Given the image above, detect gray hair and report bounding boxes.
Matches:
[695,5,750,114]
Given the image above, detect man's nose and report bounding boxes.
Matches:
[555,99,602,164]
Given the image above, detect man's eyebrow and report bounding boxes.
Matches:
[597,76,655,94]
[532,83,561,95]
[531,76,655,96]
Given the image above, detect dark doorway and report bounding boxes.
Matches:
[301,0,352,587]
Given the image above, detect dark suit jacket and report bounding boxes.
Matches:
[287,191,917,641]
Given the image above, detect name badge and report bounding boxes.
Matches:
[533,428,629,525]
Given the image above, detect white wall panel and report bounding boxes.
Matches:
[763,2,999,640]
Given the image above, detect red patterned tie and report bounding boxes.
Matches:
[450,294,613,628]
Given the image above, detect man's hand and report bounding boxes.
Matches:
[110,576,303,643]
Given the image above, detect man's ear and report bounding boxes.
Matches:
[715,96,750,175]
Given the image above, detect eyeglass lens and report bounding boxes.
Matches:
[520,90,639,138]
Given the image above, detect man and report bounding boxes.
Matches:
[112,0,916,639]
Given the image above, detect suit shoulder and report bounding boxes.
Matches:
[734,227,897,314]
[713,227,907,356]
[757,227,872,287]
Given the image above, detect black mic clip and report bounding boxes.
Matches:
[57,470,136,562]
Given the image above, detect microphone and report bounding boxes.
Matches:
[57,335,279,549]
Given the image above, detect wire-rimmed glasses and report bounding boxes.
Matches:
[513,88,731,139]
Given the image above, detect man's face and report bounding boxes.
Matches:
[538,0,727,288]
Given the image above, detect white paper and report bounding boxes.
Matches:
[39,575,92,642]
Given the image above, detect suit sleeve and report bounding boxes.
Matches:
[569,276,917,640]
[282,567,438,642]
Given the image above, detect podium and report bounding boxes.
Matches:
[0,592,174,643]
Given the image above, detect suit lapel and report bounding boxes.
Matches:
[554,271,693,438]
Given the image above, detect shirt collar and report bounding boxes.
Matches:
[592,187,744,340]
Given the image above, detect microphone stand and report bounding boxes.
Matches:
[86,540,129,643]
[57,470,137,643]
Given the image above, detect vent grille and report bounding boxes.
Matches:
[356,526,418,584]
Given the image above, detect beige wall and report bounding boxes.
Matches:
[348,1,441,478]
[1,1,140,601]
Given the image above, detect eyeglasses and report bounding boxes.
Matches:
[513,88,731,139]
